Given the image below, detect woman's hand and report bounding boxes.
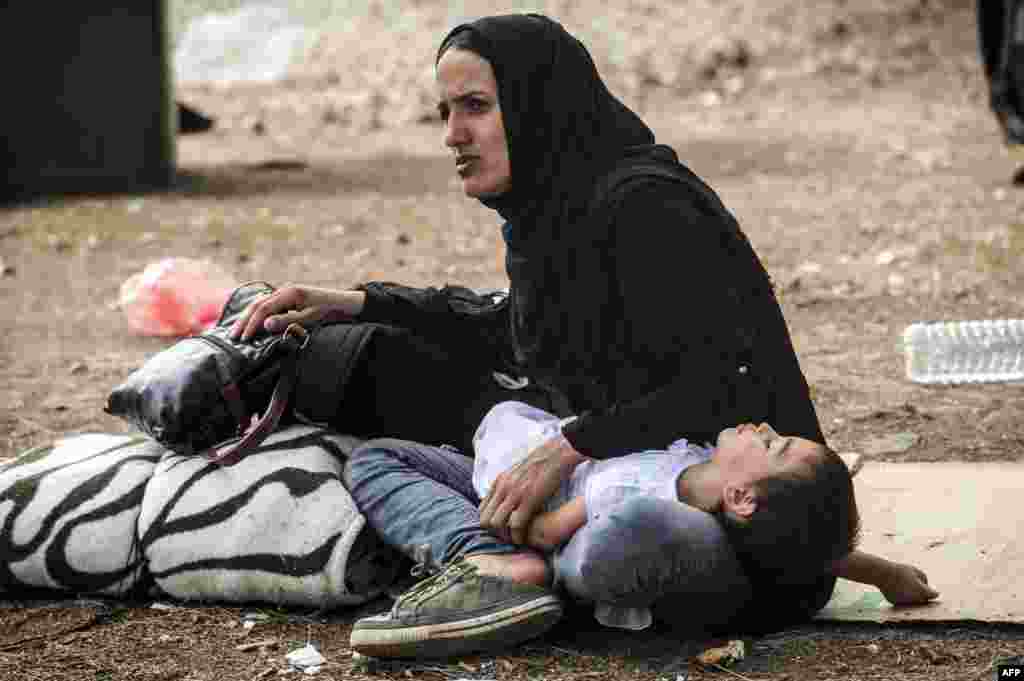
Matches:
[876,562,940,606]
[479,434,586,545]
[229,285,366,342]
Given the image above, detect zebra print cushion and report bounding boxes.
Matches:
[1,427,399,608]
[139,426,397,608]
[0,434,160,596]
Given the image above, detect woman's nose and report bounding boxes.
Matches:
[444,112,470,148]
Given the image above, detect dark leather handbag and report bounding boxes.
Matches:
[105,281,314,465]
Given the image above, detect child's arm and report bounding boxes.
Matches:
[829,550,939,606]
[526,497,587,551]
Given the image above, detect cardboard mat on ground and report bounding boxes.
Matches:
[818,462,1024,623]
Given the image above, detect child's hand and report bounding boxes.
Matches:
[877,562,939,606]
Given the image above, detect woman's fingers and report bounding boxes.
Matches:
[231,286,305,341]
[507,507,532,545]
[481,479,542,545]
[480,476,517,543]
[481,497,514,544]
[263,305,323,333]
[479,479,504,530]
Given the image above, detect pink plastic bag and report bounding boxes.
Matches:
[119,258,238,337]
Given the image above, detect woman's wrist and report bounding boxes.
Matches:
[339,290,366,317]
[314,289,366,320]
[552,433,587,471]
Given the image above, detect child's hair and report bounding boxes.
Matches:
[719,444,860,586]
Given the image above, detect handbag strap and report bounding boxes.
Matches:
[203,323,310,466]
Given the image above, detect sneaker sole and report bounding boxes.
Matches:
[350,594,563,659]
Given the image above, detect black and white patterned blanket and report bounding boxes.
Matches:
[0,426,398,608]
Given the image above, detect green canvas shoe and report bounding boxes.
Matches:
[350,556,563,659]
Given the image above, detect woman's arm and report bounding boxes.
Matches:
[561,179,824,459]
[830,550,939,606]
[355,281,511,364]
[231,278,510,367]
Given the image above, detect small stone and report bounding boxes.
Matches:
[70,362,88,375]
[887,272,906,293]
[829,20,851,39]
[251,120,267,135]
[48,234,72,252]
[723,75,745,96]
[322,107,342,125]
[699,91,722,107]
[396,233,411,245]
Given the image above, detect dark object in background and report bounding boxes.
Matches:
[0,2,175,200]
[178,102,215,134]
[978,0,1024,145]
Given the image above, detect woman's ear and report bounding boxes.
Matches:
[723,483,758,520]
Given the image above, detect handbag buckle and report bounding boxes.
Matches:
[282,323,310,350]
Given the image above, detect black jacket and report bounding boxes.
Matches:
[356,149,825,459]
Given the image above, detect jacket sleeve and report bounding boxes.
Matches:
[561,179,822,458]
[355,280,512,368]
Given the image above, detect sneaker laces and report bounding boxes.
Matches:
[395,558,477,611]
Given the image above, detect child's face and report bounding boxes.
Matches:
[713,423,823,485]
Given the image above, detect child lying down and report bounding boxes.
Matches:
[472,401,938,630]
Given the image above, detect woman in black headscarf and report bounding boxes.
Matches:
[233,14,936,659]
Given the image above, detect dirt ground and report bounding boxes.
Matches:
[3,0,1024,679]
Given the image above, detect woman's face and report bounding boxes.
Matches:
[435,48,512,199]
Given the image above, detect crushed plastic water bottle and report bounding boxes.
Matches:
[119,258,237,337]
[903,319,1024,384]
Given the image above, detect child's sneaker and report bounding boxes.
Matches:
[350,556,563,659]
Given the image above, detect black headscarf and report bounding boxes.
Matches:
[437,14,657,396]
